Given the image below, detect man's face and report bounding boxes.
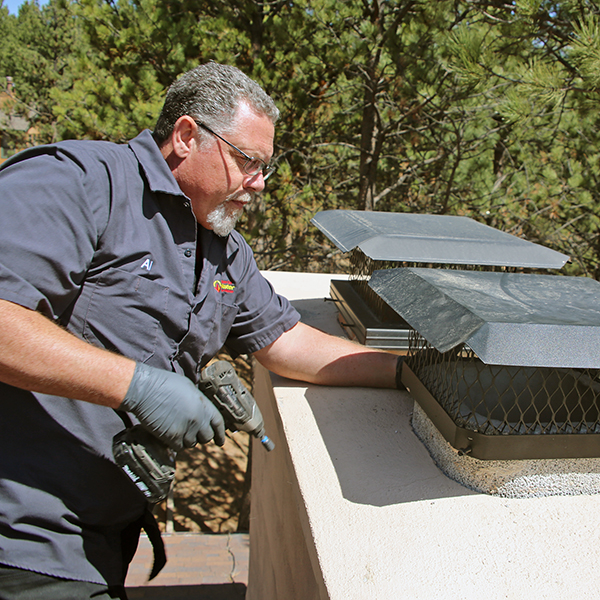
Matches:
[175,103,275,236]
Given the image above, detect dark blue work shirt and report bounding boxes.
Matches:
[0,130,300,585]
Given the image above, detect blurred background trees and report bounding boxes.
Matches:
[2,0,600,276]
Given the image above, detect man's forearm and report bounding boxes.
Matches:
[0,299,135,408]
[253,321,398,388]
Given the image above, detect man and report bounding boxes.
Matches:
[0,62,399,599]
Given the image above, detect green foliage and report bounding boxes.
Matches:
[3,0,600,275]
[0,0,81,142]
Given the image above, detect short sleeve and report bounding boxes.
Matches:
[224,234,300,356]
[0,145,109,319]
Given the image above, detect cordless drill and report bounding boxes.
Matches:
[113,360,274,503]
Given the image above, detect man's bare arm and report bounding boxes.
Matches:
[253,321,398,388]
[0,298,135,408]
[0,299,225,449]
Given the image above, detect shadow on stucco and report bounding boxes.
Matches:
[287,296,476,506]
[303,385,477,507]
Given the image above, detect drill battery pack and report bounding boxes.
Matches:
[113,425,176,504]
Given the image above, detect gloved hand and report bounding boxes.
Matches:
[119,362,226,451]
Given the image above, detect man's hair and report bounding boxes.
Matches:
[153,62,279,144]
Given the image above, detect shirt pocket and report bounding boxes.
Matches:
[204,295,240,359]
[82,268,170,363]
[179,294,240,378]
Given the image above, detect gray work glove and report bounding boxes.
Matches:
[120,362,226,451]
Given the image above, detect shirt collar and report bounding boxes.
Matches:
[128,129,186,198]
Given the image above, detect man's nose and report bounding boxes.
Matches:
[243,172,266,193]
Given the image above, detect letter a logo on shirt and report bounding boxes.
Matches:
[141,259,154,271]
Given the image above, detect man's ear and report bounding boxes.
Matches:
[171,116,197,158]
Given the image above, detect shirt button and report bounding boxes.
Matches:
[184,249,193,258]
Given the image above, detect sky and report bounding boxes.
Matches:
[3,0,48,14]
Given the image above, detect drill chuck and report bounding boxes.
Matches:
[257,430,275,451]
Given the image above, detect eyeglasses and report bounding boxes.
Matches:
[195,121,276,181]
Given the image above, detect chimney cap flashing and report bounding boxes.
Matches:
[369,268,600,369]
[311,209,570,269]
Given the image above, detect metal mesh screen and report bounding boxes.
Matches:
[347,250,406,324]
[406,330,600,436]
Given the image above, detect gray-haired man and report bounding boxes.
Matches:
[0,62,398,599]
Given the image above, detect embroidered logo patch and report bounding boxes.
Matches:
[213,279,235,293]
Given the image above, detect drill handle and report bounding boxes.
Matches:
[199,360,274,451]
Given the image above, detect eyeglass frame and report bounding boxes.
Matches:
[194,120,276,181]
